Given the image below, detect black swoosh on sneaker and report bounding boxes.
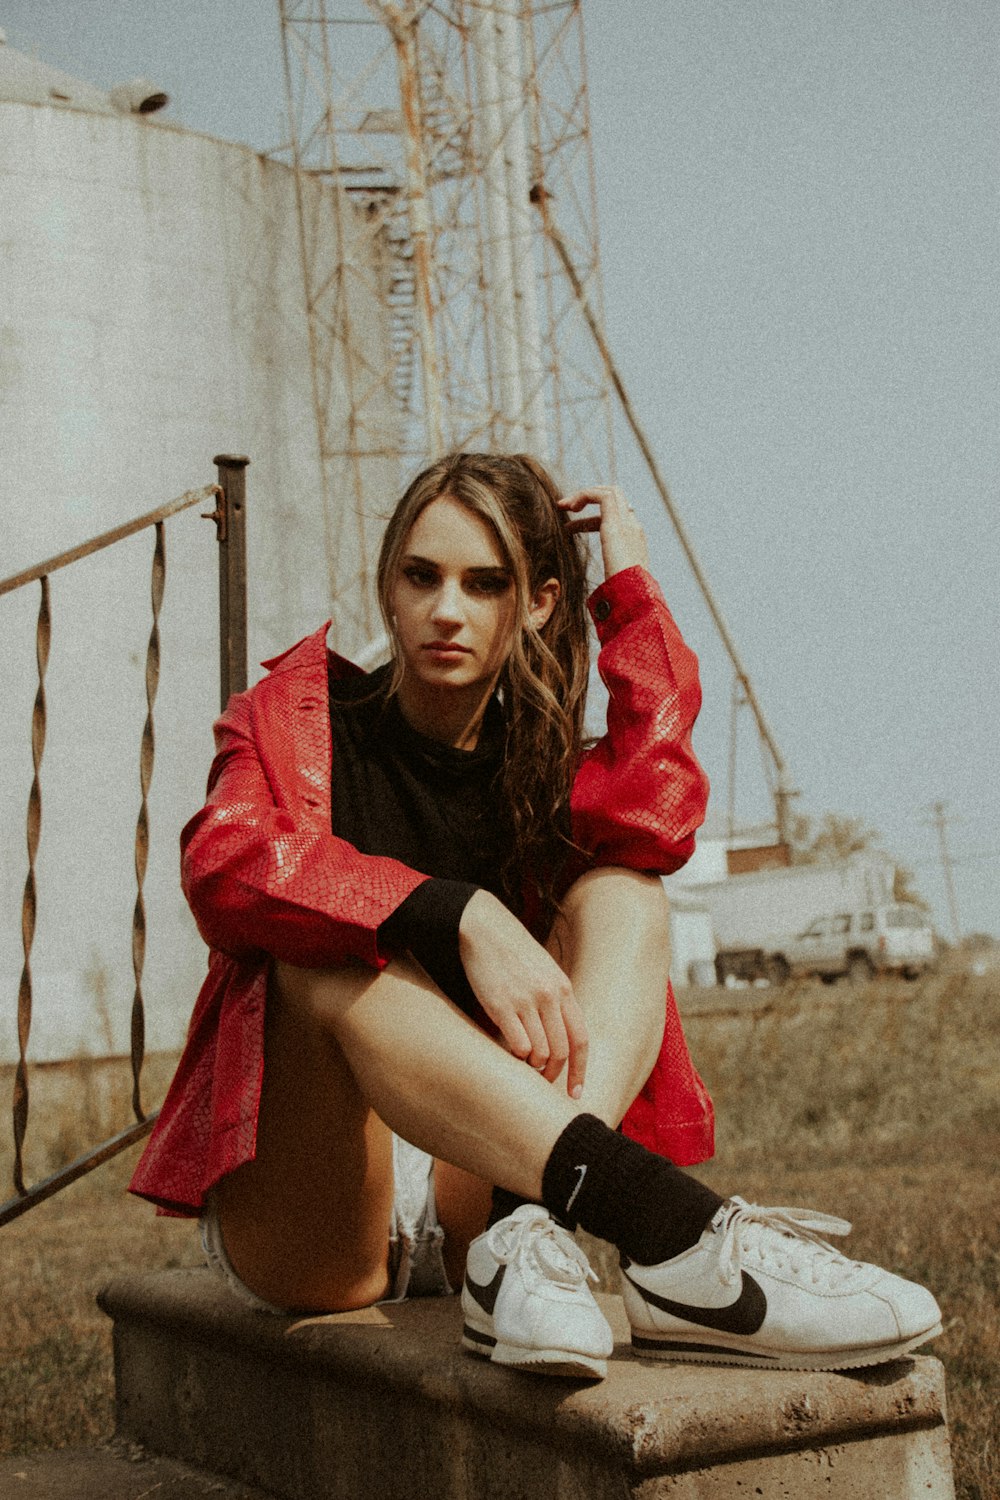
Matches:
[464,1263,506,1317]
[623,1268,767,1336]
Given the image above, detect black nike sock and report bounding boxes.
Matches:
[540,1113,725,1266]
[487,1186,533,1229]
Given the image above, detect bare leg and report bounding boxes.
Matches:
[435,867,671,1272]
[218,955,581,1311]
[218,870,669,1308]
[215,982,396,1313]
[291,958,580,1184]
[435,1159,493,1288]
[548,866,670,1126]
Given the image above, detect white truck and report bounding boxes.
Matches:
[694,855,935,986]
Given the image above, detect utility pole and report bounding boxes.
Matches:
[928,800,962,943]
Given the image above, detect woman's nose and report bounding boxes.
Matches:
[431,579,465,625]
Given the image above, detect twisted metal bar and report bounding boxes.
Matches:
[12,577,51,1196]
[129,522,165,1123]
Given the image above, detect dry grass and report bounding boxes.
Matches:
[592,968,999,1499]
[2,972,998,1496]
[0,1156,201,1455]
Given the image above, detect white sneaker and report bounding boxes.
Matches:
[461,1204,613,1379]
[622,1197,943,1371]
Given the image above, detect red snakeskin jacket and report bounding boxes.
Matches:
[130,565,714,1216]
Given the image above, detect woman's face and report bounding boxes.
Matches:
[389,494,518,699]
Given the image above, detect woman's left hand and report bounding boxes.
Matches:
[558,486,650,581]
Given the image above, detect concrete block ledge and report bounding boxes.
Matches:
[99,1268,955,1499]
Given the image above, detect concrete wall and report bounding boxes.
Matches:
[0,100,399,1063]
[101,1271,957,1500]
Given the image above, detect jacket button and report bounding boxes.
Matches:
[594,599,612,623]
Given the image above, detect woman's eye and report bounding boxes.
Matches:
[469,574,511,595]
[403,566,436,588]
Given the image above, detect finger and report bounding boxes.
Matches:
[517,1007,550,1073]
[557,489,607,513]
[536,1000,570,1084]
[562,997,589,1100]
[560,488,637,529]
[498,1011,533,1063]
[600,486,635,522]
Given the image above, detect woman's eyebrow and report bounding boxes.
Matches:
[402,553,509,575]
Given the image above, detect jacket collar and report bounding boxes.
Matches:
[251,623,345,820]
[260,621,369,685]
[260,621,332,678]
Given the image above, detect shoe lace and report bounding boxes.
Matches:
[486,1205,597,1289]
[715,1197,866,1291]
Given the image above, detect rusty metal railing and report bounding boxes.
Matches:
[0,455,249,1227]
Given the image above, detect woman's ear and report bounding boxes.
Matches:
[528,577,561,631]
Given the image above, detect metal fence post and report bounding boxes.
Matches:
[213,455,250,709]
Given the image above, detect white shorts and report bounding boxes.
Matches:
[199,1135,453,1314]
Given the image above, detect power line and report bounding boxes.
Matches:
[895,847,1000,867]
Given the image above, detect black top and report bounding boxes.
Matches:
[328,662,516,1015]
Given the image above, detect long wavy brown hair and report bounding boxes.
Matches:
[376,452,591,916]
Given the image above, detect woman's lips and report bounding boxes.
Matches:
[422,642,471,659]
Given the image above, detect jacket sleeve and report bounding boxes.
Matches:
[180,690,429,969]
[570,566,709,874]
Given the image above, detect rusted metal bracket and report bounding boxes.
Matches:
[200,486,227,542]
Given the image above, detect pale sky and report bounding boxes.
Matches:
[3,0,998,938]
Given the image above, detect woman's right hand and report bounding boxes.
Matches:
[458,890,588,1098]
[557,485,650,581]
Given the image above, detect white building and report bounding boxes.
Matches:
[0,38,397,1060]
[664,816,783,987]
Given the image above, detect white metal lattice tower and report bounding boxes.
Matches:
[274,1,617,653]
[274,1,798,832]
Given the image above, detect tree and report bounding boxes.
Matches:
[789,812,883,865]
[892,864,930,911]
[790,812,929,910]
[957,932,999,953]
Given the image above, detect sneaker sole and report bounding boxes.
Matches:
[461,1323,496,1357]
[462,1323,607,1380]
[630,1320,943,1372]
